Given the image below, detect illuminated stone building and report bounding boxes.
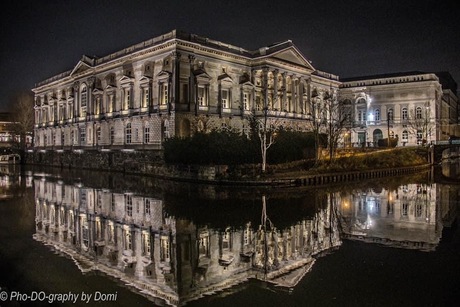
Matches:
[339,71,458,147]
[32,29,340,152]
[32,30,458,153]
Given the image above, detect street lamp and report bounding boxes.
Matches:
[425,103,430,145]
[387,111,391,147]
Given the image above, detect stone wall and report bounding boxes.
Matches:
[25,150,228,182]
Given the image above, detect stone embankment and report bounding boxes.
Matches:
[25,150,430,187]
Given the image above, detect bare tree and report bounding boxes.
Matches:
[406,105,434,145]
[310,89,348,163]
[248,108,277,173]
[9,91,35,154]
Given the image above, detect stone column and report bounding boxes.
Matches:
[188,54,196,114]
[170,52,181,113]
[282,72,287,111]
[88,76,95,115]
[134,228,143,277]
[298,76,303,113]
[290,75,296,113]
[73,82,80,118]
[239,85,244,116]
[262,67,269,110]
[251,69,256,111]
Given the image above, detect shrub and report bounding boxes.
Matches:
[163,129,317,165]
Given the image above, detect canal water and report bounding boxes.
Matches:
[0,162,459,307]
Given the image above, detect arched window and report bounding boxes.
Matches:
[402,107,408,120]
[402,130,408,142]
[373,129,383,145]
[415,107,422,119]
[375,109,380,121]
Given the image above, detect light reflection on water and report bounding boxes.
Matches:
[1,163,459,306]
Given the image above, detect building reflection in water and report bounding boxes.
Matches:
[0,165,33,199]
[32,175,457,306]
[33,177,341,305]
[336,182,457,251]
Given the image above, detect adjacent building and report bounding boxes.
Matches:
[32,29,458,153]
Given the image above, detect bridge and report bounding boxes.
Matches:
[429,140,460,164]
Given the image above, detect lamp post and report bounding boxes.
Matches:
[425,103,430,145]
[387,111,391,147]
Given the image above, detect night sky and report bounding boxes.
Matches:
[1,0,459,111]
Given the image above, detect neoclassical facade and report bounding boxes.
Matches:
[340,71,458,147]
[32,29,458,152]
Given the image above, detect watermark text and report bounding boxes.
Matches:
[0,289,118,304]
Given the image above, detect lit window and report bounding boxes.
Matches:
[143,88,150,107]
[221,89,229,108]
[160,236,170,261]
[402,130,408,141]
[375,109,380,121]
[402,107,408,120]
[81,86,87,107]
[417,129,423,144]
[161,83,168,105]
[95,97,101,114]
[80,85,87,117]
[416,107,422,119]
[243,93,250,110]
[198,86,207,106]
[124,89,130,110]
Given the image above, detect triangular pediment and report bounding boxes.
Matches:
[139,75,152,86]
[105,84,116,92]
[193,68,211,79]
[139,76,152,82]
[119,75,134,84]
[218,73,233,83]
[70,55,95,76]
[240,80,254,88]
[157,70,171,79]
[262,44,315,71]
[195,72,212,81]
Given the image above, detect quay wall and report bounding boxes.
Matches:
[25,150,430,186]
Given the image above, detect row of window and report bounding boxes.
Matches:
[36,80,314,125]
[36,121,170,147]
[356,106,429,122]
